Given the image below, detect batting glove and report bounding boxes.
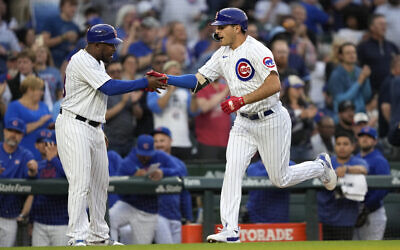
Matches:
[220,96,245,114]
[146,70,168,84]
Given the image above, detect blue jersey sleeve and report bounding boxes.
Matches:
[118,153,139,176]
[158,153,180,177]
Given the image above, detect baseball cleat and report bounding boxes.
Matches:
[207,228,240,243]
[87,239,124,246]
[316,153,337,191]
[67,239,87,246]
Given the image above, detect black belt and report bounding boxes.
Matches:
[60,109,101,127]
[240,109,274,120]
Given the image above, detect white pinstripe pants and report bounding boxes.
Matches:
[220,103,324,231]
[55,112,109,242]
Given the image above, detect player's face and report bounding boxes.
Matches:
[99,43,116,63]
[358,134,376,152]
[334,136,354,159]
[215,25,236,46]
[3,129,23,147]
[153,134,172,153]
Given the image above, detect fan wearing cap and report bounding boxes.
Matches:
[353,126,390,240]
[336,100,356,137]
[281,75,317,161]
[109,134,179,244]
[353,112,369,138]
[151,127,193,244]
[31,129,69,246]
[55,23,168,246]
[0,118,38,247]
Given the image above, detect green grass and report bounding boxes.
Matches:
[4,241,400,250]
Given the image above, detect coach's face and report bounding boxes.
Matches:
[97,43,116,63]
[3,129,23,147]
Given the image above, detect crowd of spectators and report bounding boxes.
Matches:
[0,0,400,246]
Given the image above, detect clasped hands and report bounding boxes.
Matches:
[145,70,168,93]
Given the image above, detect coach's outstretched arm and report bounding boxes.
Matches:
[98,75,167,96]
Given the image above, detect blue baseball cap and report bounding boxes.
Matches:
[5,118,26,134]
[36,129,52,143]
[358,126,377,140]
[43,130,56,144]
[151,127,172,138]
[136,134,155,157]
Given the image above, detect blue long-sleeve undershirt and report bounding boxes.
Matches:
[167,74,197,89]
[98,78,148,95]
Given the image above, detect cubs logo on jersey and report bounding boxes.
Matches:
[235,58,255,81]
[263,57,275,68]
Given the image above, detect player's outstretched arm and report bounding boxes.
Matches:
[98,76,167,96]
[146,70,211,93]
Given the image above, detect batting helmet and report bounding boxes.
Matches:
[211,8,248,31]
[86,24,122,45]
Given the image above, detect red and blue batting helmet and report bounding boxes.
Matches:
[86,24,122,45]
[211,8,248,31]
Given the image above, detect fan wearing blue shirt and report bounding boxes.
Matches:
[109,134,179,245]
[152,127,193,244]
[317,132,368,240]
[4,76,53,161]
[353,127,390,240]
[31,129,69,246]
[0,118,38,247]
[246,160,296,223]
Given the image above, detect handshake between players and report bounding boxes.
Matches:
[146,70,243,116]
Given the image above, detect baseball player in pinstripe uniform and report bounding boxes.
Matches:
[55,24,166,246]
[148,7,337,243]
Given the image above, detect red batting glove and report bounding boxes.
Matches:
[144,88,155,92]
[146,70,168,84]
[220,96,245,114]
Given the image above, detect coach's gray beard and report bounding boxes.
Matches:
[4,138,18,147]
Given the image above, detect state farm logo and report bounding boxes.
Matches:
[235,58,254,81]
[263,57,275,68]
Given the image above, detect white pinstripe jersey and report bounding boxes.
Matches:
[61,49,111,123]
[198,35,279,113]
